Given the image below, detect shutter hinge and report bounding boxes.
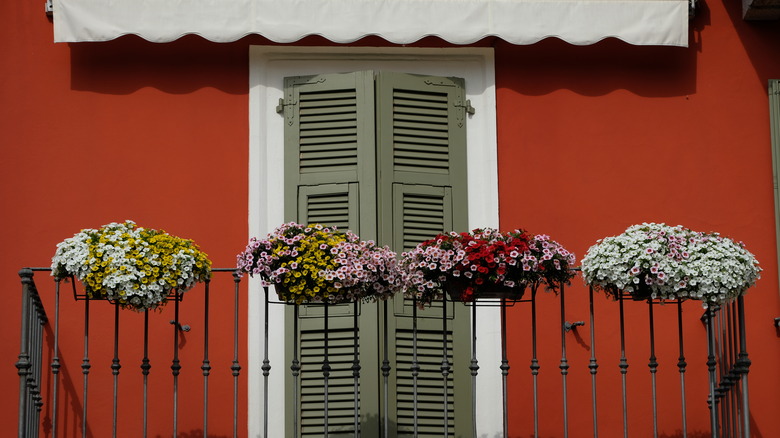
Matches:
[45,0,53,16]
[454,99,474,128]
[456,99,476,116]
[276,98,295,113]
[276,97,297,125]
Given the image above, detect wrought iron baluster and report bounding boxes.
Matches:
[17,269,28,438]
[736,296,751,437]
[112,302,121,438]
[588,286,599,438]
[716,306,726,437]
[22,284,33,438]
[262,286,271,438]
[291,304,300,438]
[17,270,32,438]
[470,302,479,438]
[323,302,330,438]
[723,303,739,438]
[501,298,509,438]
[559,283,570,438]
[141,310,151,438]
[530,286,539,438]
[441,294,451,438]
[202,280,211,438]
[52,278,61,438]
[734,302,742,438]
[618,293,628,438]
[706,307,719,438]
[729,303,739,438]
[381,301,390,438]
[412,297,419,438]
[30,305,36,430]
[172,289,181,438]
[352,300,361,437]
[33,289,46,437]
[729,303,741,438]
[647,299,658,438]
[82,297,91,438]
[38,307,46,435]
[676,300,688,438]
[231,272,242,438]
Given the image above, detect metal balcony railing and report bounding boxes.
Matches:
[16,267,243,438]
[16,267,752,438]
[705,299,752,437]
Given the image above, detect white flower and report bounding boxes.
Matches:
[581,223,760,306]
[52,221,211,311]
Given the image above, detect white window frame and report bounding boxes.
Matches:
[248,45,500,437]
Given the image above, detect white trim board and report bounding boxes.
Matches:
[248,46,500,437]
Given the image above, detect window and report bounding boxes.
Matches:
[282,70,471,436]
[248,46,502,437]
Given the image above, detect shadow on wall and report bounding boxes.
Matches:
[721,0,780,89]
[40,324,96,438]
[158,431,229,438]
[495,34,697,98]
[492,3,717,100]
[660,431,715,438]
[68,34,258,95]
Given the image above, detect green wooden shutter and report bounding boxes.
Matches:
[283,71,379,437]
[375,72,472,437]
[770,80,780,298]
[283,70,473,437]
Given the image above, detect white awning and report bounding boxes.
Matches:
[52,0,689,47]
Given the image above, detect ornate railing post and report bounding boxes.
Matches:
[16,268,33,438]
[736,296,751,437]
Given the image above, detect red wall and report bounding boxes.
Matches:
[496,1,780,436]
[2,0,779,436]
[0,3,252,436]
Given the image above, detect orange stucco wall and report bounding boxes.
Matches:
[2,0,779,437]
[495,2,780,436]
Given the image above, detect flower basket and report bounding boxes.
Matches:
[236,222,403,305]
[441,276,525,302]
[581,223,761,307]
[51,221,212,311]
[401,228,576,307]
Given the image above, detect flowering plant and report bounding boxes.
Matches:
[401,228,577,306]
[51,221,212,311]
[236,222,403,304]
[581,223,761,307]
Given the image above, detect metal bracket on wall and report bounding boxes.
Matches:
[170,320,191,332]
[45,0,53,16]
[689,0,696,19]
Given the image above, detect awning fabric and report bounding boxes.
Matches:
[53,0,689,47]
